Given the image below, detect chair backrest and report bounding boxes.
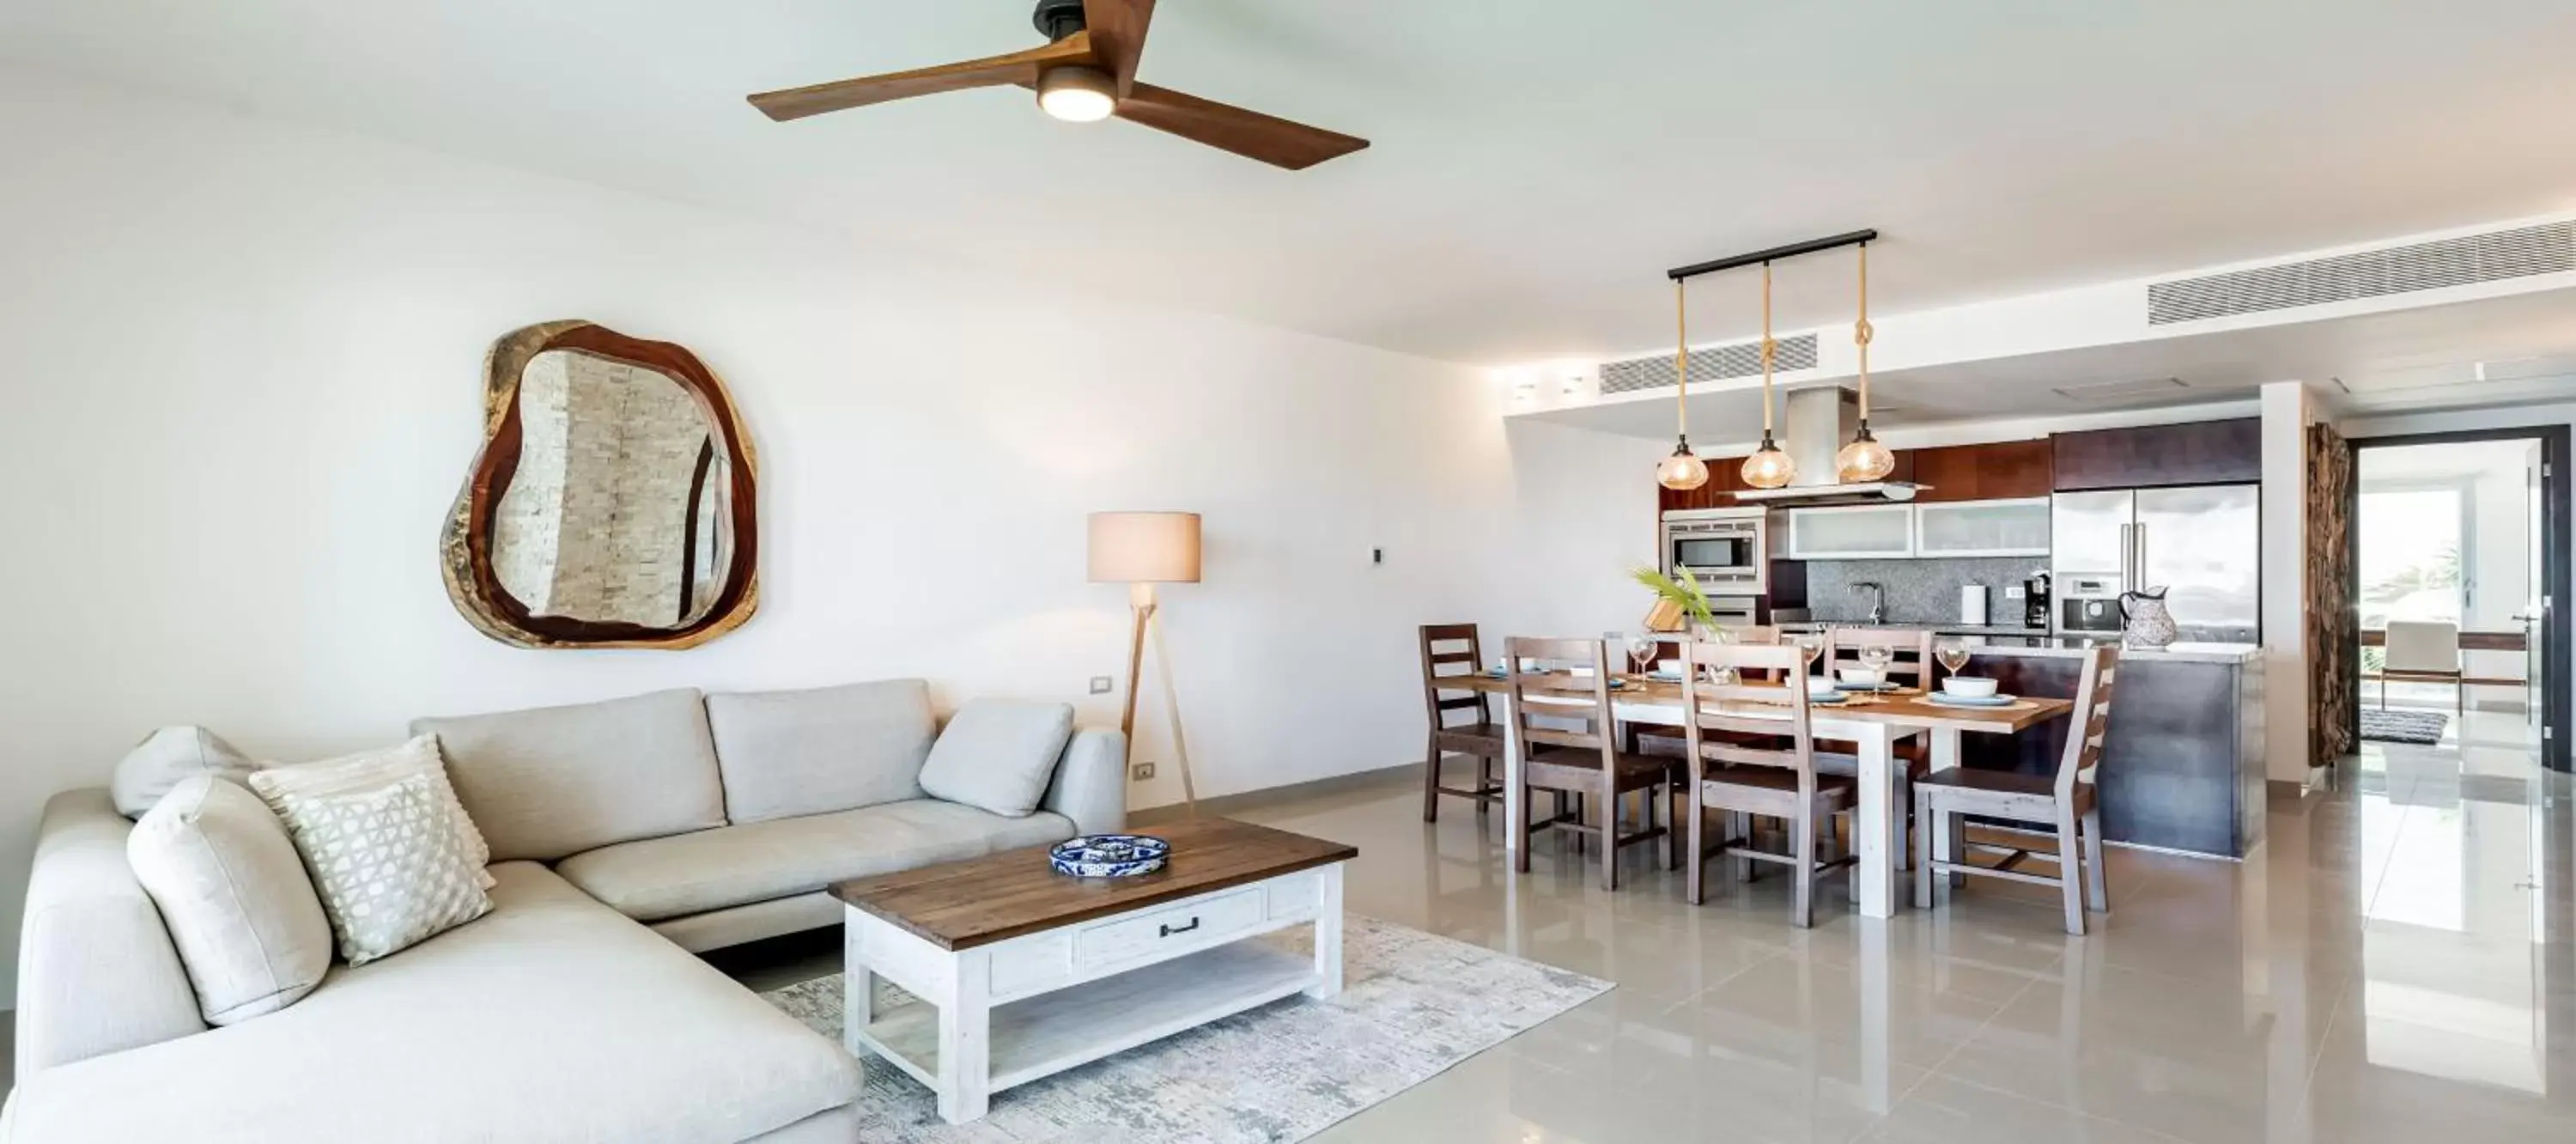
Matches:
[1503,636,1615,766]
[1678,641,1820,789]
[1419,624,1490,729]
[2055,644,2121,799]
[1824,626,1935,687]
[2383,620,2462,672]
[1720,624,1783,645]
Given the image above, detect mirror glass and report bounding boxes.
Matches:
[441,321,758,649]
[491,350,734,630]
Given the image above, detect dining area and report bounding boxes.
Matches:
[1416,623,2119,934]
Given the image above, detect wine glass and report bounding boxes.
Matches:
[1626,632,1662,676]
[1935,637,1972,678]
[1858,643,1893,679]
[1789,631,1826,687]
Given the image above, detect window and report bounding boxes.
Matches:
[2358,486,2465,628]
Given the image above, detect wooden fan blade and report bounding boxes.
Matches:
[1082,0,1156,97]
[749,32,1095,122]
[1113,83,1369,170]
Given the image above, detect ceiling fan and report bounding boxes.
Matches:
[746,0,1369,171]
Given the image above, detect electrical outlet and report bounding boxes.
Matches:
[1089,676,1113,695]
[1131,762,1157,782]
[2004,585,2026,600]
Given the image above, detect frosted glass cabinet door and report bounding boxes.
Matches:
[1914,497,2052,557]
[1783,505,1916,559]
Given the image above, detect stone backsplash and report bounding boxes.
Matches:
[1802,557,2051,626]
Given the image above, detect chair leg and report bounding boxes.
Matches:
[1942,808,1965,889]
[2056,811,2086,936]
[1422,738,1442,824]
[1664,783,1682,872]
[1914,794,1934,910]
[1730,812,1755,883]
[1685,791,1706,905]
[1841,808,1861,905]
[1791,811,1817,929]
[2081,806,2109,914]
[1892,773,1911,873]
[1477,757,1495,818]
[1600,789,1619,893]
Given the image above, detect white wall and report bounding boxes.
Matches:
[2259,380,2318,782]
[0,67,1661,1001]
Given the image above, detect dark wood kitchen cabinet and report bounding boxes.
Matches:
[2052,418,2262,491]
[1909,439,2052,502]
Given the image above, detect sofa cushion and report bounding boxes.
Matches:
[112,726,262,818]
[410,688,726,861]
[253,769,493,966]
[706,679,935,824]
[247,734,494,889]
[917,699,1077,818]
[556,799,1076,923]
[125,777,332,1026]
[0,862,858,1144]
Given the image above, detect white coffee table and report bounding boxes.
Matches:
[830,818,1355,1123]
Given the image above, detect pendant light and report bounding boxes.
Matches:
[1740,262,1797,490]
[1654,278,1710,490]
[1835,240,1897,483]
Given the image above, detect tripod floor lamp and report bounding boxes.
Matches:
[1087,511,1202,813]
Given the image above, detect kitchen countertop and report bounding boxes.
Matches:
[1965,640,2263,665]
[1777,622,2049,637]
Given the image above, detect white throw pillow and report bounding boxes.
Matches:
[127,776,333,1025]
[916,700,1076,818]
[252,743,496,964]
[112,726,263,818]
[252,735,495,889]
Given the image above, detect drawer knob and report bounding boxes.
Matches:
[1157,916,1201,938]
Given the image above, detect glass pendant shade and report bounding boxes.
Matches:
[1835,426,1897,483]
[1741,437,1797,489]
[1657,445,1710,490]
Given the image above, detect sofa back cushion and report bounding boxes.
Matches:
[705,679,936,824]
[410,688,725,861]
[126,776,334,1025]
[112,726,263,818]
[916,699,1077,818]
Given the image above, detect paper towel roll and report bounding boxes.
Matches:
[1959,584,1990,626]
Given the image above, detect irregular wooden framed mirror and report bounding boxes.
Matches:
[440,320,758,649]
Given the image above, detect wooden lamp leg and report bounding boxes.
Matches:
[1151,609,1199,814]
[1118,584,1156,742]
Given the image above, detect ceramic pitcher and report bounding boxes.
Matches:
[2119,587,2178,648]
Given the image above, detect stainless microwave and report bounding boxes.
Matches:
[1660,508,1769,594]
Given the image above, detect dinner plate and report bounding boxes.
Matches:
[1817,677,1899,692]
[1926,692,2018,708]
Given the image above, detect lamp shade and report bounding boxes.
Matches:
[1087,512,1202,584]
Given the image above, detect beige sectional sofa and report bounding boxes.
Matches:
[4,680,1127,1143]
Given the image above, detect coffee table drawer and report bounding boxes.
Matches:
[1074,887,1265,968]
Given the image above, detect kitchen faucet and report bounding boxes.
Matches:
[1850,581,1885,625]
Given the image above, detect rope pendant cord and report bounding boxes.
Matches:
[1759,262,1776,433]
[1856,242,1874,421]
[1674,279,1688,436]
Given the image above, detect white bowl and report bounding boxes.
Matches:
[1836,667,1884,687]
[1941,676,2000,698]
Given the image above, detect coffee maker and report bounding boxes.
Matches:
[2023,571,2050,629]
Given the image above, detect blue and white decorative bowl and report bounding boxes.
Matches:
[1048,834,1170,879]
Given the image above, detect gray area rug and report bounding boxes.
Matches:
[762,915,1608,1142]
[2361,707,2448,745]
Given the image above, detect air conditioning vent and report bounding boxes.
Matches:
[2053,377,2188,403]
[2148,221,2575,325]
[1600,332,1818,394]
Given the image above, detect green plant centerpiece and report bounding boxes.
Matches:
[1628,564,1734,638]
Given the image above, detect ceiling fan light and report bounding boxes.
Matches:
[1656,442,1710,491]
[1036,64,1117,122]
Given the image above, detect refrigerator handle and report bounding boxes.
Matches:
[2135,523,2147,588]
[2118,522,2135,587]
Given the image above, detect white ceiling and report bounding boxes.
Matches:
[7,1,2576,365]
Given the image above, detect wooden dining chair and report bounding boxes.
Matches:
[1914,643,2119,935]
[1676,640,1857,928]
[1419,624,1505,824]
[1504,637,1682,890]
[1823,625,1935,688]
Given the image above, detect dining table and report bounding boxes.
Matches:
[1447,671,2075,919]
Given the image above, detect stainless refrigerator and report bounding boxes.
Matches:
[2050,484,2260,642]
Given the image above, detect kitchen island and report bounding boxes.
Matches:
[1958,641,2265,858]
[1784,624,2264,857]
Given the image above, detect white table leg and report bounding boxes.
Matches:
[1855,723,1899,919]
[1307,864,1345,1000]
[1856,922,1894,1111]
[1929,727,1963,890]
[935,950,993,1124]
[841,919,872,1057]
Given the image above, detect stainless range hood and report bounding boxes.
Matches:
[1729,387,1926,504]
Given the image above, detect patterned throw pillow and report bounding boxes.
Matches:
[252,765,494,964]
[251,735,495,889]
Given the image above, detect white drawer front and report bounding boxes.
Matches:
[1266,871,1321,919]
[1074,888,1265,970]
[987,931,1072,997]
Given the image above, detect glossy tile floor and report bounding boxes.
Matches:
[1209,703,2576,1144]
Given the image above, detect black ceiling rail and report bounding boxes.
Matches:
[1667,228,1879,281]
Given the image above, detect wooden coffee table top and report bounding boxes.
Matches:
[830,818,1358,952]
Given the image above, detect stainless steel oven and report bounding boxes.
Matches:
[1660,508,1769,595]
